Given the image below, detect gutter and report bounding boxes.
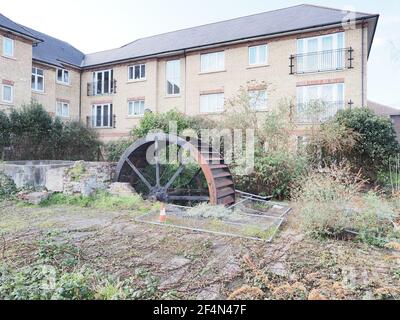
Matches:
[82,15,379,70]
[0,25,42,43]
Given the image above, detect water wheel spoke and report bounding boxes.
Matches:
[125,158,152,191]
[164,164,185,190]
[154,138,161,187]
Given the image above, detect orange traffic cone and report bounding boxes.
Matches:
[159,203,167,223]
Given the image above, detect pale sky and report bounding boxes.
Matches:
[1,0,399,107]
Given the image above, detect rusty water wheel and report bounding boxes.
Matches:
[114,133,236,206]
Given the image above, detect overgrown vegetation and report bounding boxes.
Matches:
[292,164,399,246]
[0,102,102,161]
[329,108,399,180]
[40,191,150,212]
[0,172,17,200]
[0,232,161,300]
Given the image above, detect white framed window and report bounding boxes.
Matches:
[297,32,345,73]
[166,60,180,95]
[32,67,44,92]
[128,100,145,117]
[200,51,225,73]
[56,69,70,85]
[2,37,14,57]
[56,101,70,118]
[128,64,146,81]
[92,104,113,128]
[92,70,114,95]
[248,45,268,65]
[200,93,225,113]
[249,89,267,111]
[1,85,13,103]
[296,83,345,121]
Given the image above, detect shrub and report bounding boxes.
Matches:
[0,172,17,200]
[233,150,308,199]
[2,103,102,161]
[132,109,215,138]
[305,121,360,168]
[0,111,11,157]
[293,164,398,245]
[105,137,135,162]
[57,121,102,161]
[333,108,400,180]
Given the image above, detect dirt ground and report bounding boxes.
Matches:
[1,201,399,300]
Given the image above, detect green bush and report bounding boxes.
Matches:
[333,108,400,180]
[233,150,308,199]
[0,172,17,200]
[1,103,102,161]
[132,109,215,138]
[0,111,11,157]
[57,121,102,161]
[105,137,135,162]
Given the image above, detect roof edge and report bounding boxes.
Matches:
[82,16,377,69]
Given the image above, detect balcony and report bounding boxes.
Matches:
[290,48,354,75]
[87,79,117,96]
[86,114,116,129]
[294,101,345,124]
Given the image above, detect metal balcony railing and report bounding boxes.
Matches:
[290,48,354,75]
[86,114,116,129]
[294,101,345,124]
[87,79,117,96]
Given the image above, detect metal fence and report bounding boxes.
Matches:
[290,47,353,74]
[87,79,117,96]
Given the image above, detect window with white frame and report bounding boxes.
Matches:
[92,70,114,95]
[249,89,267,110]
[296,83,345,121]
[57,69,70,85]
[200,51,225,73]
[248,45,268,65]
[166,60,180,95]
[128,64,146,81]
[92,104,113,128]
[297,32,345,73]
[128,100,145,117]
[2,37,14,57]
[1,85,13,103]
[56,101,70,118]
[200,93,225,113]
[32,67,44,92]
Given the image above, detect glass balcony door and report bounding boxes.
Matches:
[93,70,113,95]
[297,32,345,73]
[92,104,113,128]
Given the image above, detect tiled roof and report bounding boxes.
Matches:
[82,4,378,67]
[0,13,41,41]
[24,26,85,68]
[1,5,379,69]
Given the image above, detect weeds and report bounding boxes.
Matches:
[40,191,148,212]
[0,172,17,201]
[0,232,161,300]
[293,164,399,246]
